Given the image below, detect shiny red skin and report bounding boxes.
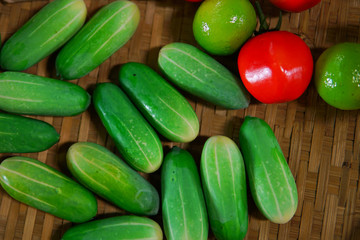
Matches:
[269,0,321,12]
[237,31,313,104]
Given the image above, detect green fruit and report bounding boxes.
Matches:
[193,0,257,55]
[118,62,199,143]
[161,147,208,240]
[200,136,248,240]
[0,156,97,223]
[314,42,360,110]
[0,0,87,71]
[0,112,59,153]
[93,83,163,173]
[66,142,159,216]
[61,215,163,240]
[0,72,90,116]
[56,0,140,80]
[158,42,250,109]
[239,116,298,224]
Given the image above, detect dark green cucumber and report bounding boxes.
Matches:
[161,147,208,240]
[118,62,199,143]
[0,156,97,223]
[200,136,248,240]
[56,0,140,80]
[93,83,163,173]
[0,72,90,116]
[158,42,250,109]
[61,215,163,240]
[0,0,87,71]
[239,116,298,224]
[67,142,159,215]
[0,112,59,153]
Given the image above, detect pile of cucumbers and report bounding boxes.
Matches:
[0,0,298,239]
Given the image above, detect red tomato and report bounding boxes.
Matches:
[269,0,321,12]
[237,31,313,104]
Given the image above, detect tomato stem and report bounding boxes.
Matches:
[254,1,282,35]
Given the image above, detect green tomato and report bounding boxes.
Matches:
[314,42,360,110]
[193,0,257,56]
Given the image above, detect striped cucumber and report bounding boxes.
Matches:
[0,72,90,116]
[238,116,298,224]
[56,0,140,80]
[161,147,208,240]
[200,136,248,240]
[93,83,163,173]
[0,156,97,223]
[67,142,159,215]
[0,112,59,153]
[0,0,87,71]
[118,62,199,143]
[61,215,163,240]
[158,42,250,109]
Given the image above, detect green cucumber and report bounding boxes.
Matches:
[61,215,163,240]
[118,62,199,143]
[0,0,87,71]
[158,42,250,109]
[238,116,298,224]
[0,72,90,116]
[67,142,159,216]
[161,147,208,240]
[56,0,140,80]
[93,83,163,173]
[200,136,248,240]
[0,156,97,223]
[0,112,59,153]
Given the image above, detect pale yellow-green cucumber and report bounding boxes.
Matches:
[61,215,163,240]
[118,62,199,143]
[56,0,140,80]
[0,0,87,71]
[161,147,208,240]
[200,136,248,240]
[0,156,97,223]
[66,142,159,215]
[239,116,298,224]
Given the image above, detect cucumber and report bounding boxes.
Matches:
[118,62,199,143]
[0,112,59,153]
[0,156,97,223]
[66,142,159,216]
[158,42,250,109]
[93,83,163,173]
[56,0,140,80]
[0,0,87,71]
[161,147,208,240]
[61,215,163,240]
[0,72,90,116]
[200,136,248,240]
[238,116,298,224]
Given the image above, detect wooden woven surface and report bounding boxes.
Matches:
[0,0,359,239]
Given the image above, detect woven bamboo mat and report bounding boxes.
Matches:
[0,0,359,239]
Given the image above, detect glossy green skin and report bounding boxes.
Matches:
[200,136,248,240]
[56,0,140,80]
[193,0,256,55]
[93,83,163,173]
[239,116,298,224]
[0,0,86,71]
[161,147,208,240]
[0,156,97,223]
[0,113,59,153]
[61,215,163,240]
[0,72,90,116]
[67,142,159,215]
[314,42,360,110]
[118,62,199,143]
[158,42,250,109]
